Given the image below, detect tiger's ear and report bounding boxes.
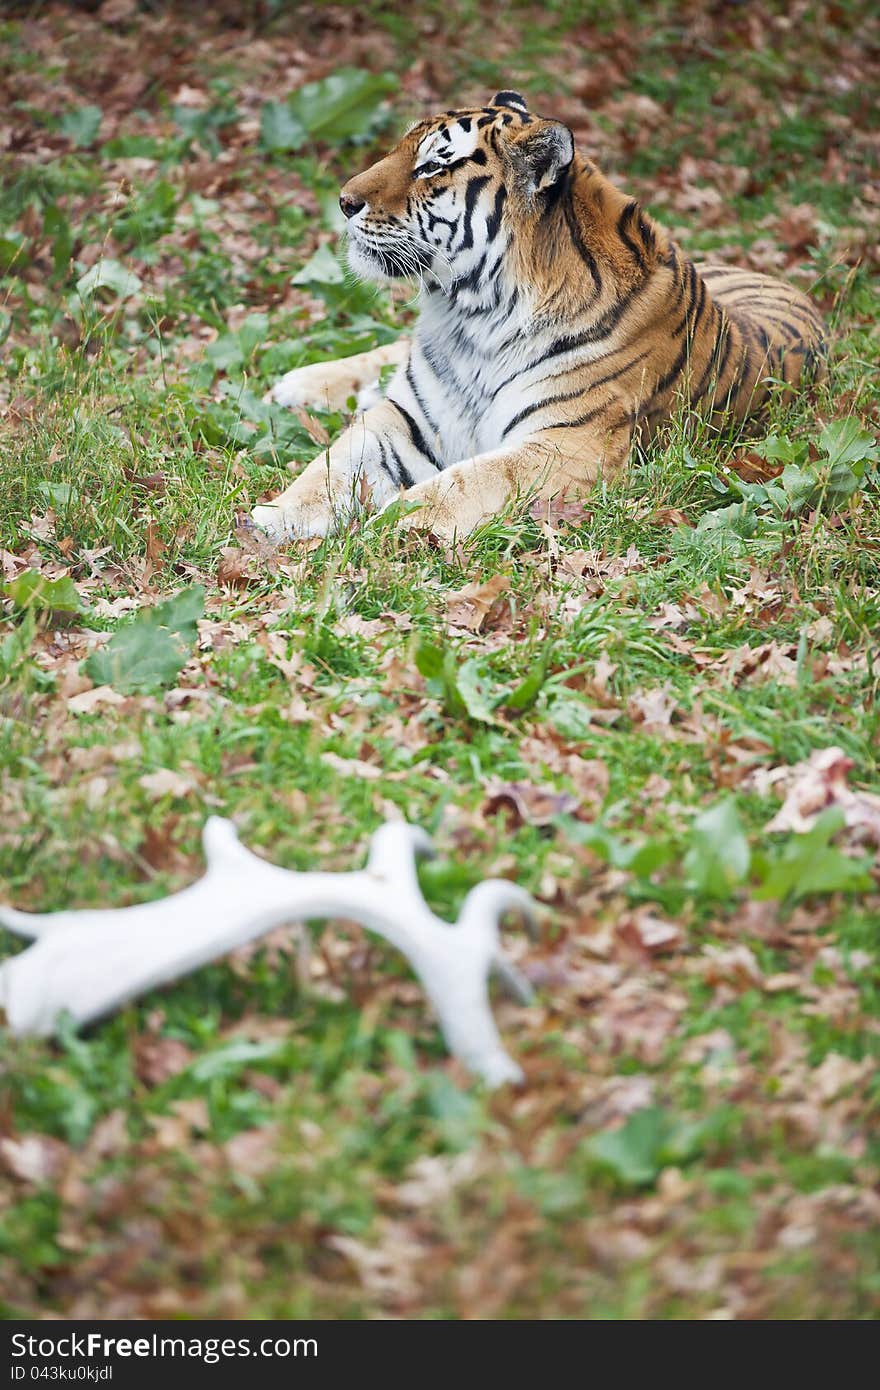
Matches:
[491,90,529,114]
[507,119,574,197]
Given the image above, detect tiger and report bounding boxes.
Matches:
[251,90,827,544]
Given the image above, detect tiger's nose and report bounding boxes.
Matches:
[339,192,366,219]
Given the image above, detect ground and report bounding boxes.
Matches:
[0,0,878,1319]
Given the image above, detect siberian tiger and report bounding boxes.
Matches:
[252,90,826,543]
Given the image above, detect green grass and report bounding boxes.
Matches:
[0,1,878,1319]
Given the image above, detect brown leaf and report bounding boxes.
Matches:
[217,546,258,588]
[224,1123,284,1178]
[649,506,692,528]
[729,451,784,484]
[628,682,677,730]
[0,1133,71,1186]
[67,684,127,714]
[133,1035,194,1087]
[444,574,511,632]
[295,406,330,445]
[139,768,195,799]
[142,520,166,586]
[484,780,578,827]
[619,910,684,955]
[765,746,880,844]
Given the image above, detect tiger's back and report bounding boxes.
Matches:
[255,90,828,542]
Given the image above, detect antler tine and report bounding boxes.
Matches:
[0,903,50,941]
[366,820,435,893]
[458,880,537,1005]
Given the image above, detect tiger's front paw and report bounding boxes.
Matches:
[264,363,337,410]
[250,503,333,543]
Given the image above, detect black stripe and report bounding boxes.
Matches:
[388,399,441,470]
[500,346,655,439]
[405,359,441,440]
[375,437,394,485]
[450,249,488,299]
[543,403,609,431]
[387,439,414,489]
[485,184,507,241]
[531,277,649,371]
[644,267,702,408]
[617,201,646,273]
[458,174,491,251]
[501,385,587,440]
[562,187,602,295]
[689,309,728,408]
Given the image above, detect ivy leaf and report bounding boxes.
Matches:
[84,587,205,693]
[4,570,84,615]
[684,799,750,897]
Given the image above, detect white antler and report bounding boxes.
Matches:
[0,818,535,1087]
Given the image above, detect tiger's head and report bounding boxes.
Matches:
[338,90,579,293]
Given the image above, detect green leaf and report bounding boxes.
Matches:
[206,313,269,373]
[43,203,73,277]
[695,501,757,537]
[684,799,750,897]
[548,695,595,741]
[0,233,29,274]
[457,659,501,724]
[259,102,307,153]
[779,462,818,511]
[261,69,398,154]
[588,1107,669,1186]
[189,1038,286,1083]
[3,570,84,615]
[38,481,80,508]
[292,244,346,288]
[414,639,466,717]
[76,259,142,300]
[506,646,552,712]
[754,809,873,900]
[754,432,805,465]
[59,105,102,148]
[588,1106,716,1187]
[84,586,205,693]
[818,418,879,470]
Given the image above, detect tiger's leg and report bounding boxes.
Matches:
[266,339,410,412]
[395,424,633,542]
[251,397,436,540]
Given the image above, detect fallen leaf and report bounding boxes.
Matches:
[321,751,382,780]
[628,683,677,730]
[765,746,880,844]
[139,768,195,799]
[483,780,578,827]
[67,685,127,714]
[0,1134,70,1185]
[444,574,511,632]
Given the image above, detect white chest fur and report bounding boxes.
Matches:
[390,283,561,466]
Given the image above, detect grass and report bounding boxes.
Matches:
[0,1,878,1319]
